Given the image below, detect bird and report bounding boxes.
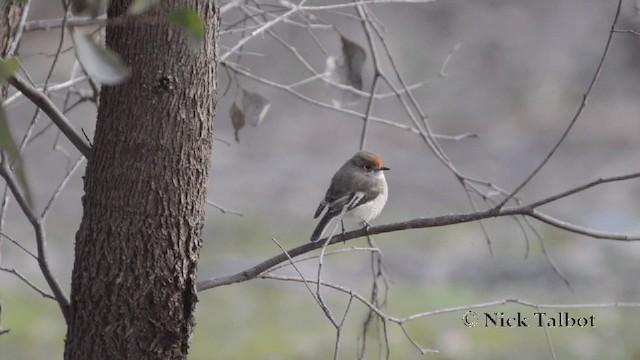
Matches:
[310,150,389,242]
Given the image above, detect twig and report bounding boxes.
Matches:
[613,29,640,37]
[23,15,107,31]
[270,238,320,306]
[269,246,382,273]
[530,210,633,241]
[7,75,91,157]
[527,171,640,209]
[496,0,622,209]
[3,76,88,107]
[41,155,85,219]
[527,220,573,291]
[0,302,8,336]
[205,199,244,216]
[260,273,438,354]
[0,267,55,300]
[269,238,342,358]
[301,0,435,11]
[223,61,468,140]
[538,305,558,360]
[6,0,30,56]
[0,152,70,322]
[221,0,309,61]
[0,231,37,260]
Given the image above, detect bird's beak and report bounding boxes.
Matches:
[380,166,390,171]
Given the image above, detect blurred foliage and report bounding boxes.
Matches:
[166,8,205,51]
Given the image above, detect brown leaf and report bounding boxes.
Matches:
[341,36,366,90]
[238,88,270,127]
[325,36,366,107]
[229,88,270,142]
[229,102,244,142]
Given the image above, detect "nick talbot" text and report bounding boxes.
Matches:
[484,312,595,328]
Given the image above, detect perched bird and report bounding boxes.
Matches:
[310,151,389,242]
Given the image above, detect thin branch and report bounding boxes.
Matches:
[23,15,107,31]
[269,246,382,273]
[221,0,310,62]
[356,1,381,151]
[612,29,640,37]
[301,0,435,11]
[223,62,469,140]
[0,231,37,260]
[0,152,70,322]
[0,267,55,300]
[205,199,244,216]
[3,76,89,107]
[269,238,342,358]
[7,75,91,157]
[527,171,640,209]
[538,305,558,360]
[496,0,622,209]
[0,302,8,336]
[400,297,640,323]
[530,210,634,241]
[359,76,380,150]
[41,155,85,219]
[527,219,573,291]
[6,0,30,56]
[270,238,320,307]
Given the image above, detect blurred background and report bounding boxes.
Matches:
[2,0,640,359]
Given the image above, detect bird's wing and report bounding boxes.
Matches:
[313,200,327,218]
[324,191,377,219]
[314,181,340,218]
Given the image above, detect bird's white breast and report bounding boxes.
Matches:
[348,172,388,222]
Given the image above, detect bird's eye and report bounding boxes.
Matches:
[364,165,371,171]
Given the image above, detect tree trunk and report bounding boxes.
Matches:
[1,1,24,98]
[64,1,218,359]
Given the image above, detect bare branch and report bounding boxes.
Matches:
[223,61,468,140]
[7,75,91,157]
[23,15,107,31]
[0,302,8,336]
[205,199,244,216]
[496,0,622,208]
[0,153,70,322]
[530,210,635,241]
[41,156,84,219]
[4,76,89,107]
[221,0,310,61]
[527,220,573,291]
[0,267,55,300]
[6,0,30,56]
[0,231,37,260]
[301,0,435,11]
[527,171,640,209]
[613,29,640,37]
[538,305,558,360]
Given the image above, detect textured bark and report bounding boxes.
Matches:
[0,1,22,56]
[1,1,24,98]
[64,1,218,359]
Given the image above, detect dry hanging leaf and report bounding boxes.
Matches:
[229,88,270,142]
[325,35,366,107]
[229,102,245,142]
[341,36,366,90]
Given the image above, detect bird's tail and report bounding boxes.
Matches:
[310,214,333,242]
